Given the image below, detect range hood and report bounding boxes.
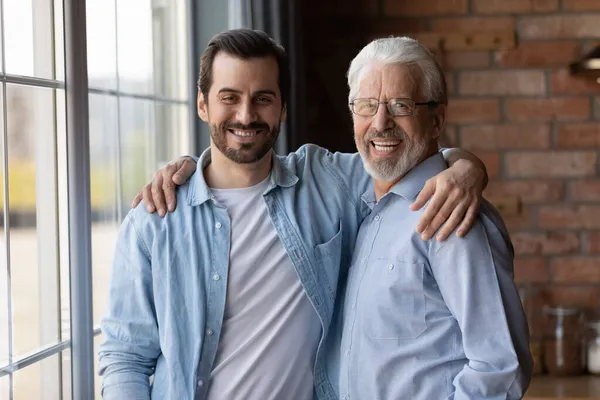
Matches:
[570,45,600,82]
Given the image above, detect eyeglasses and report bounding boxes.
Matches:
[349,98,439,117]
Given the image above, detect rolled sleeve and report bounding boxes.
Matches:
[431,215,532,399]
[98,210,160,400]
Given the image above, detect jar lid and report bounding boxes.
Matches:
[542,305,581,316]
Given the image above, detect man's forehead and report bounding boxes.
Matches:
[356,62,419,96]
[210,52,279,92]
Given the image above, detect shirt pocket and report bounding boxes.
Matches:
[314,223,343,300]
[365,259,427,340]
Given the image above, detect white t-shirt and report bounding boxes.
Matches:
[207,176,321,400]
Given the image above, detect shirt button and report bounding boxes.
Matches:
[345,349,350,356]
[213,274,220,281]
[388,264,395,270]
[215,222,222,229]
[352,304,356,310]
[362,258,367,264]
[374,214,381,221]
[206,328,213,336]
[197,379,204,387]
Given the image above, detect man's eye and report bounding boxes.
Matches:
[221,95,236,103]
[392,102,409,109]
[255,96,272,104]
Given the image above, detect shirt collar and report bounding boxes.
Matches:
[186,148,299,206]
[360,153,447,207]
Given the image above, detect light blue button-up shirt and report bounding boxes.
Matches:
[98,144,372,400]
[333,154,533,400]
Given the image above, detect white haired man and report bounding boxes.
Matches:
[325,36,533,400]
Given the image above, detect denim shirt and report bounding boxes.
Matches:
[98,144,371,400]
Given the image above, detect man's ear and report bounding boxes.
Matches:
[430,104,447,139]
[281,104,287,123]
[198,91,208,122]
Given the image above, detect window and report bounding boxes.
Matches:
[0,0,193,398]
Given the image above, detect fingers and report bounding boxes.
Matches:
[142,184,156,213]
[419,196,459,241]
[151,174,168,217]
[456,202,479,238]
[410,178,434,211]
[172,157,197,185]
[131,191,143,209]
[433,200,469,242]
[163,181,177,213]
[415,183,446,235]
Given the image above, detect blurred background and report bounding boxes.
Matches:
[0,0,599,399]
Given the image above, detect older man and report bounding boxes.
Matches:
[102,29,489,400]
[328,37,533,400]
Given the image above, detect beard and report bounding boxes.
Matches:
[356,127,429,182]
[210,119,280,164]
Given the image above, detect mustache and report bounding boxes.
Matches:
[364,128,407,141]
[222,121,270,131]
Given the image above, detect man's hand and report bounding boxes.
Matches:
[131,156,198,217]
[410,158,486,241]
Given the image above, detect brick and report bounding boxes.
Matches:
[540,285,600,308]
[584,232,600,254]
[505,97,590,122]
[570,180,600,202]
[550,69,600,94]
[447,98,500,123]
[472,151,500,178]
[563,0,600,11]
[505,151,596,178]
[538,205,600,229]
[445,72,455,95]
[494,41,580,68]
[431,16,515,32]
[557,123,600,148]
[305,0,379,16]
[519,15,600,39]
[459,71,546,96]
[439,51,491,70]
[512,232,580,256]
[514,257,550,283]
[474,0,558,14]
[552,257,600,282]
[596,97,600,119]
[461,123,550,149]
[484,180,565,203]
[503,205,534,230]
[359,18,430,36]
[384,0,468,16]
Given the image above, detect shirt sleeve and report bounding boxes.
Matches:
[430,210,533,399]
[98,210,160,400]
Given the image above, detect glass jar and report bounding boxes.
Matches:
[587,321,600,374]
[519,283,544,375]
[542,306,584,376]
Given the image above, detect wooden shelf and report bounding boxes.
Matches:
[525,375,600,399]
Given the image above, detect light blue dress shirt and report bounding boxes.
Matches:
[333,154,533,400]
[98,144,372,400]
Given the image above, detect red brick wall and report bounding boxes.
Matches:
[301,1,600,313]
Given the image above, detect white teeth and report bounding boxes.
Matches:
[373,144,396,152]
[231,130,258,137]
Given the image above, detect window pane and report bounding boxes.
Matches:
[87,0,118,90]
[0,85,7,368]
[89,93,120,327]
[155,102,190,165]
[13,353,61,399]
[61,348,71,400]
[151,0,189,100]
[117,0,153,95]
[119,97,154,214]
[7,85,62,358]
[0,376,9,399]
[4,0,62,80]
[93,334,104,400]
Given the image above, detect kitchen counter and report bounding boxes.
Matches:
[525,376,600,399]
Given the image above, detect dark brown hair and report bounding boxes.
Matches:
[198,29,289,109]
